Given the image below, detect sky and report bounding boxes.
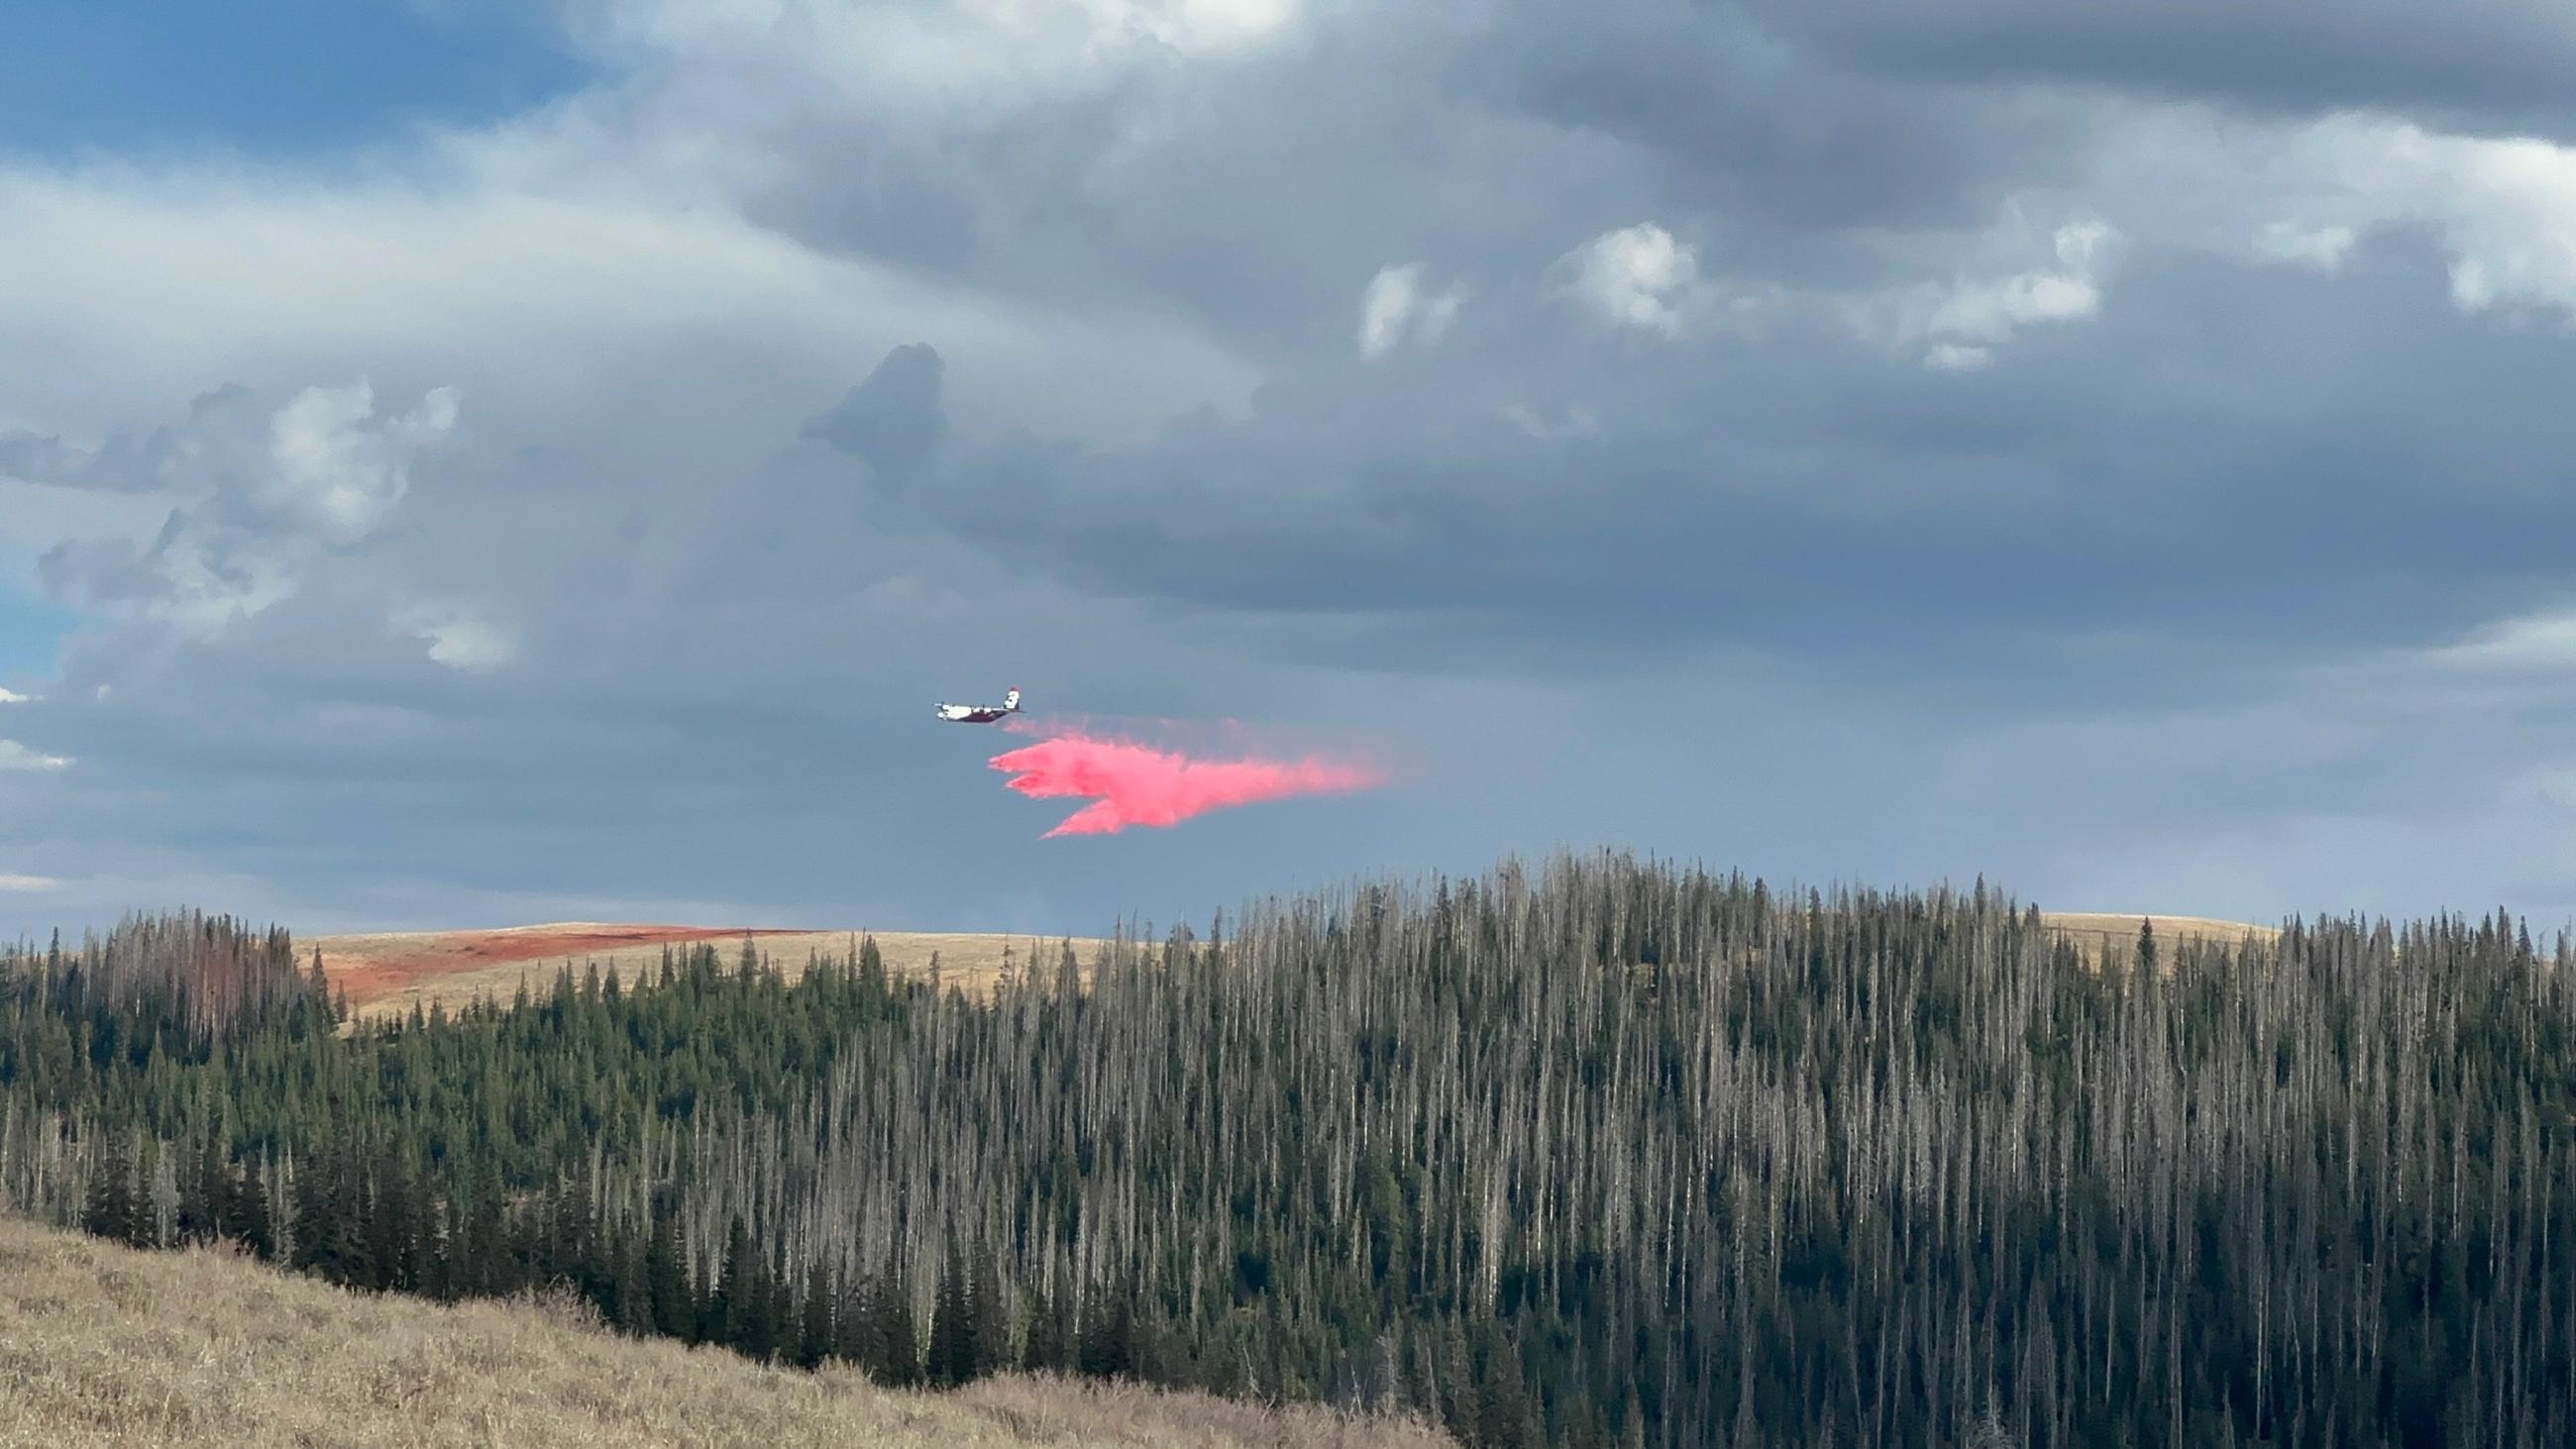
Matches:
[9,0,2576,941]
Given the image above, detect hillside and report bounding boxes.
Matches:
[0,1214,1449,1449]
[312,911,2270,1021]
[2039,910,2277,960]
[313,923,1110,1022]
[5,862,2566,1445]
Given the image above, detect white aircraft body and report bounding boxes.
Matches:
[935,686,1021,724]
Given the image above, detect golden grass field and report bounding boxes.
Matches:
[2039,911,2279,962]
[311,911,2278,1022]
[0,1215,1450,1449]
[313,924,1111,1023]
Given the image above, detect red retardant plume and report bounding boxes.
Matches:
[988,732,1386,837]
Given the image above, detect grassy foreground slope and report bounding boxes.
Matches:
[0,1215,1449,1449]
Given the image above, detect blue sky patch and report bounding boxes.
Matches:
[0,584,73,687]
[0,1,588,161]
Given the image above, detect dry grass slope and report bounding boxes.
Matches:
[315,925,1116,1023]
[0,1216,1449,1449]
[315,911,2277,1023]
[2038,911,2277,964]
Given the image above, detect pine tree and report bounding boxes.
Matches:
[613,1229,655,1337]
[235,1158,276,1261]
[645,1203,692,1340]
[81,1127,138,1246]
[970,1249,1009,1378]
[1021,1282,1063,1373]
[1079,1282,1135,1381]
[831,1272,879,1370]
[1478,1326,1541,1449]
[458,1182,512,1299]
[712,1215,773,1358]
[369,1150,417,1292]
[416,1196,455,1301]
[874,1278,922,1388]
[177,1132,221,1243]
[798,1260,835,1369]
[291,1141,357,1284]
[1432,1318,1475,1445]
[142,1136,179,1249]
[1052,939,1083,1014]
[741,1240,783,1362]
[928,1243,977,1388]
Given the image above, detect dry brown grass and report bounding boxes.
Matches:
[315,911,2279,1023]
[315,925,1113,1023]
[2037,911,2278,965]
[0,1215,1450,1448]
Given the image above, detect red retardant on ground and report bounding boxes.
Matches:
[318,925,801,1008]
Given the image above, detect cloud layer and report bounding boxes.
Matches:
[24,379,463,643]
[9,2,2576,935]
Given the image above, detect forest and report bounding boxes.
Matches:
[2,850,2571,1448]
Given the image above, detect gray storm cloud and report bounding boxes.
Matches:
[10,1,2576,935]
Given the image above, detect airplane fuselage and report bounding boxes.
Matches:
[936,686,1021,724]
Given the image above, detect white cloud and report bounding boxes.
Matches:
[1556,223,1700,338]
[1524,112,2576,375]
[0,688,26,704]
[0,169,1260,453]
[264,378,460,545]
[2510,767,2576,813]
[1357,262,1466,361]
[2422,610,2576,672]
[1928,263,2101,338]
[0,875,61,893]
[1079,0,1300,54]
[1553,223,1778,341]
[2253,220,2357,270]
[2392,128,2576,323]
[2189,116,2576,328]
[0,740,70,772]
[33,378,460,639]
[1557,212,2113,364]
[1498,402,1599,438]
[396,606,520,672]
[1855,217,2119,368]
[564,0,1303,109]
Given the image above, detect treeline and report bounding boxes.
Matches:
[0,912,1170,1388]
[5,858,2575,1447]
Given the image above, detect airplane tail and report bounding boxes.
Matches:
[1005,687,1021,711]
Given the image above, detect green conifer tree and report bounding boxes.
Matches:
[1021,1282,1062,1373]
[81,1128,138,1246]
[798,1260,835,1369]
[928,1243,977,1388]
[874,1276,921,1387]
[831,1272,879,1370]
[645,1204,692,1340]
